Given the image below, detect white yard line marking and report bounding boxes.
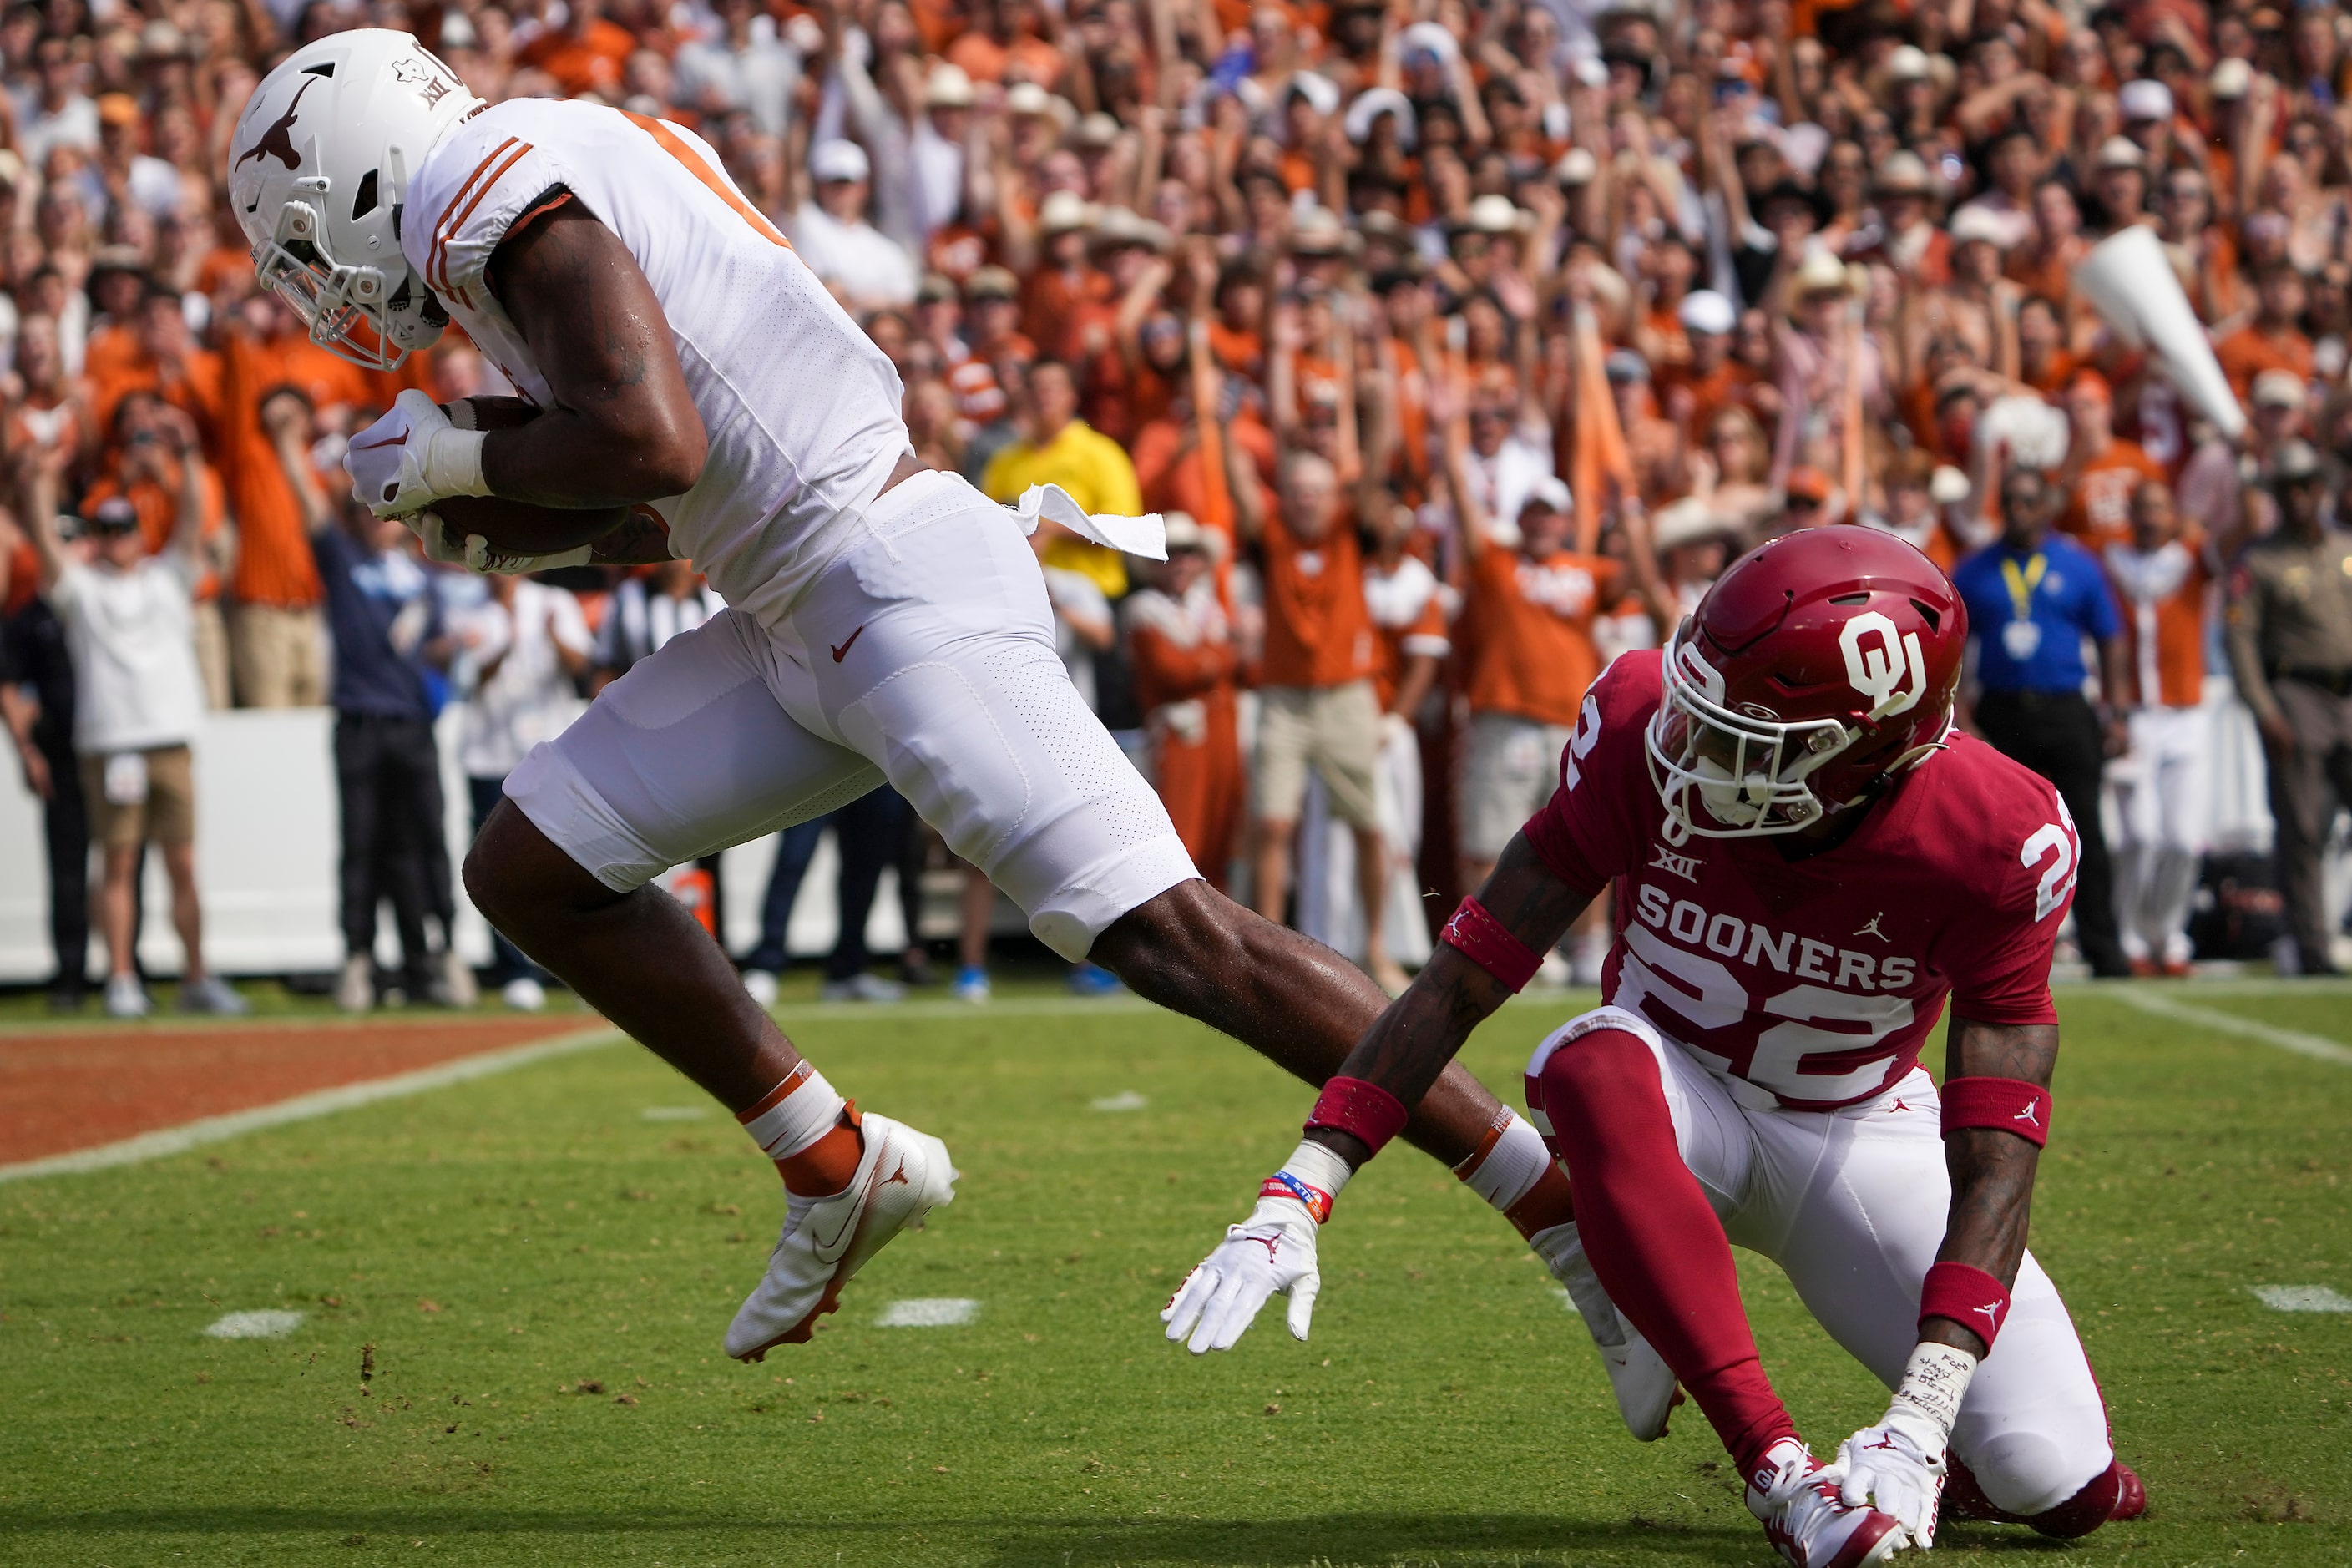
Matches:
[2106,990,2352,1066]
[202,1309,307,1339]
[2249,1285,2352,1313]
[640,1105,711,1121]
[1090,1091,1148,1112]
[875,1297,980,1328]
[0,1024,622,1186]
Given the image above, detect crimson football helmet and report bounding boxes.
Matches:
[1646,527,1966,841]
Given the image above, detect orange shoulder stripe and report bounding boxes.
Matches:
[426,136,520,296]
[621,110,792,250]
[432,139,534,296]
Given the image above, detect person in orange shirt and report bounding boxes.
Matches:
[2057,371,2167,553]
[518,0,639,96]
[82,390,235,707]
[1123,515,1243,892]
[1436,389,1672,900]
[2102,479,2218,975]
[1245,447,1409,992]
[217,296,368,707]
[86,288,228,467]
[943,0,1065,85]
[2213,262,2315,404]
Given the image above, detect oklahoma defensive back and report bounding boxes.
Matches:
[1166,529,2143,1565]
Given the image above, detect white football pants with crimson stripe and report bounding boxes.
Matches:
[505,469,1200,959]
[1531,1005,2113,1516]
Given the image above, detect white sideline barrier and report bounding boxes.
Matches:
[0,702,905,984]
[0,680,2331,984]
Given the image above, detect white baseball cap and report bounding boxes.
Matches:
[2117,78,2173,122]
[810,139,871,183]
[1679,289,1737,336]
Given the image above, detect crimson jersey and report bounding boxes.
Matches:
[1523,651,2077,1110]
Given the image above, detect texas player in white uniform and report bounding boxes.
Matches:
[1166,530,2143,1565]
[226,32,1591,1365]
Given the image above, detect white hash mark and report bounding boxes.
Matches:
[2250,1285,2352,1313]
[875,1297,981,1328]
[203,1309,308,1339]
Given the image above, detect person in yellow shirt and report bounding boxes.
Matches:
[980,359,1141,598]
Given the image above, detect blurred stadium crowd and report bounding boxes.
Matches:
[3,0,2352,1018]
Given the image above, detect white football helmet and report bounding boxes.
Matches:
[226,29,484,370]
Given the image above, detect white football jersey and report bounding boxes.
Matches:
[402,98,913,625]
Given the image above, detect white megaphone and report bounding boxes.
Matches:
[2075,226,2247,440]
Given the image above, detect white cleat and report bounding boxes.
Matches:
[1530,1220,1682,1440]
[724,1111,958,1362]
[1748,1438,1907,1568]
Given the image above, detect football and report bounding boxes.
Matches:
[422,397,630,554]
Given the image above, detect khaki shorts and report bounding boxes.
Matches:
[1254,680,1381,830]
[1462,711,1573,861]
[230,603,327,708]
[81,743,197,850]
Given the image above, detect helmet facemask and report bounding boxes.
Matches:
[252,184,435,371]
[1645,633,1860,842]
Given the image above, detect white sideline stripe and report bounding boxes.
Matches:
[0,1024,622,1186]
[875,1297,980,1328]
[203,1309,307,1339]
[1090,1090,1148,1112]
[2249,1285,2352,1313]
[2107,990,2352,1066]
[640,1105,711,1121]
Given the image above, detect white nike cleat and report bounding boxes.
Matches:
[1748,1437,1907,1568]
[724,1111,958,1362]
[1530,1220,1682,1440]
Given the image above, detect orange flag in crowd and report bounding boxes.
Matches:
[1571,303,1634,553]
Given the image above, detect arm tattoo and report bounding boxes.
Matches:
[1924,1017,2059,1356]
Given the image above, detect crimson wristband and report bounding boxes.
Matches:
[1940,1076,2051,1148]
[1920,1260,2011,1347]
[1305,1075,1410,1156]
[1439,897,1542,992]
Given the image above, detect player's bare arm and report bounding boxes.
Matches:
[1926,1016,2056,1359]
[480,200,706,507]
[1160,833,1591,1353]
[1302,836,1588,1168]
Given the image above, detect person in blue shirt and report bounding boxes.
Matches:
[266,389,475,1013]
[1951,464,2133,978]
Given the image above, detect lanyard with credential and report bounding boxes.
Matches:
[1997,552,2049,664]
[1999,553,2047,622]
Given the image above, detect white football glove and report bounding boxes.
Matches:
[1161,1191,1323,1354]
[347,389,491,518]
[1826,1341,1977,1549]
[1831,1412,1945,1548]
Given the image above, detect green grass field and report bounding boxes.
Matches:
[3,984,2349,1566]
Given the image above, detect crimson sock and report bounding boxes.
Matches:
[1537,1028,1797,1479]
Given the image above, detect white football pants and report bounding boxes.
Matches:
[2110,705,2209,966]
[505,470,1200,959]
[1535,1004,2115,1516]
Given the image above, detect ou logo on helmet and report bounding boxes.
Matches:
[1839,611,1926,719]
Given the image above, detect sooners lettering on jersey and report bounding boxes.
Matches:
[402,98,912,626]
[1524,652,2074,1110]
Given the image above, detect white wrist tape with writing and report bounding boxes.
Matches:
[1887,1339,1979,1450]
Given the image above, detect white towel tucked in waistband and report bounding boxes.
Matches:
[1012,483,1167,560]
